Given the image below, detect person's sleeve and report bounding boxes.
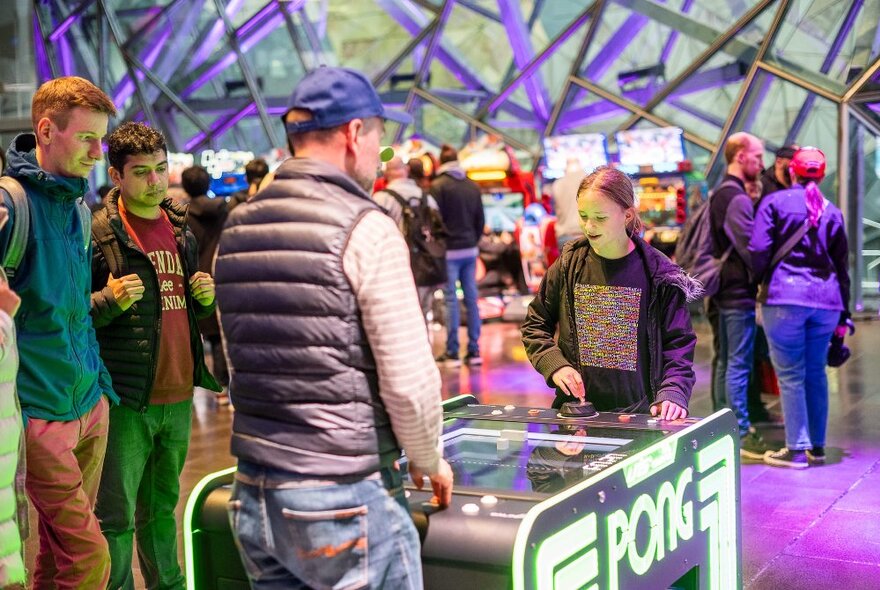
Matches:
[85,241,118,404]
[828,211,851,323]
[343,211,443,474]
[89,237,126,329]
[748,197,775,283]
[188,231,216,321]
[654,287,697,410]
[520,259,571,387]
[723,193,754,271]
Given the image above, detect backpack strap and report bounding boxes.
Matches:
[382,188,411,212]
[0,176,30,280]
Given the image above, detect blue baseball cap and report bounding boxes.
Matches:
[283,67,412,134]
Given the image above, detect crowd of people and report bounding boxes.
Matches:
[0,66,852,589]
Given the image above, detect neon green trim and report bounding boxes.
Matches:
[511,410,734,590]
[535,513,597,590]
[184,466,236,590]
[621,437,677,487]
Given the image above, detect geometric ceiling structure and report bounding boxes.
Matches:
[20,0,880,305]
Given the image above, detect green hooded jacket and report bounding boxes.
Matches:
[2,134,117,422]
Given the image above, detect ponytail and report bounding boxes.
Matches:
[804,181,826,227]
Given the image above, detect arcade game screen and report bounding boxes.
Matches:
[616,127,686,173]
[542,133,609,180]
[482,192,525,233]
[402,419,661,496]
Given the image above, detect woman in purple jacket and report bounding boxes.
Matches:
[749,147,851,469]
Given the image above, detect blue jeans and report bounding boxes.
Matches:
[96,400,192,590]
[714,307,756,436]
[228,462,422,590]
[444,256,481,356]
[762,305,839,450]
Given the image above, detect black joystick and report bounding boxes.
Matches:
[560,400,599,418]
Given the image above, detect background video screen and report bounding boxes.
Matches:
[482,192,525,232]
[543,133,609,180]
[616,127,686,173]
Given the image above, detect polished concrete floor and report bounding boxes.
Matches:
[25,315,880,588]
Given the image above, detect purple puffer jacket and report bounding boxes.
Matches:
[749,185,850,323]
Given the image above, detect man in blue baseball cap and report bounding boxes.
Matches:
[215,66,453,589]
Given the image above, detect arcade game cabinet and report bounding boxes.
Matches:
[615,127,706,257]
[186,396,742,590]
[459,137,542,322]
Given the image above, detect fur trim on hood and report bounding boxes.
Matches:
[561,235,705,302]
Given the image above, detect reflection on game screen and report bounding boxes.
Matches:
[406,426,631,495]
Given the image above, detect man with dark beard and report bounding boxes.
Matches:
[760,144,798,199]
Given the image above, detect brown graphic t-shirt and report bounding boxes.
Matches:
[119,201,194,404]
[573,248,651,412]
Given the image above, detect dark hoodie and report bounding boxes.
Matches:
[429,161,484,251]
[1,134,117,422]
[186,193,228,336]
[522,236,701,411]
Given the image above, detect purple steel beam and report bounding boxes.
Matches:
[121,0,185,51]
[59,35,75,77]
[740,72,773,131]
[33,14,53,83]
[49,0,95,42]
[660,0,695,63]
[238,1,278,38]
[496,0,551,121]
[785,0,864,144]
[187,0,246,74]
[668,97,726,127]
[180,1,304,99]
[185,103,256,152]
[484,8,591,117]
[565,10,654,111]
[378,0,487,91]
[557,89,654,131]
[113,26,172,107]
[583,13,650,81]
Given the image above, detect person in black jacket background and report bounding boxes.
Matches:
[91,122,220,589]
[182,165,230,404]
[430,145,485,366]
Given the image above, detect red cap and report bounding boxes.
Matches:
[790,147,826,179]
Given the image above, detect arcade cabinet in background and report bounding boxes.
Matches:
[459,137,543,322]
[542,133,612,265]
[615,127,706,256]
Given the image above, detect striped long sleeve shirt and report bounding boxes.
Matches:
[343,210,444,475]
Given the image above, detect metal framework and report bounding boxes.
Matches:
[29,0,880,305]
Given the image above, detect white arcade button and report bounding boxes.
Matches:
[481,495,498,507]
[461,503,480,515]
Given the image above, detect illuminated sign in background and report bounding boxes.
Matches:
[514,411,741,590]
